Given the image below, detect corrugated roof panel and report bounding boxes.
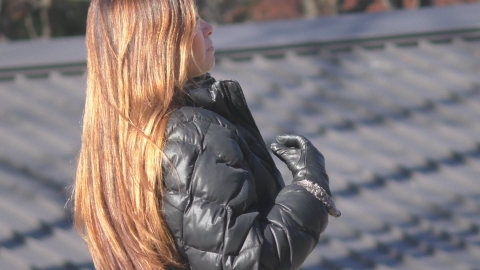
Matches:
[0,74,83,187]
[2,6,480,269]
[0,194,65,226]
[0,249,31,270]
[307,135,376,180]
[0,203,42,236]
[5,237,66,269]
[38,228,92,265]
[0,222,14,243]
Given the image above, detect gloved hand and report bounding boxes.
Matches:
[270,134,331,196]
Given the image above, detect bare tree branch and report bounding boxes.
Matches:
[0,0,5,42]
[302,0,318,18]
[24,11,38,39]
[40,0,51,38]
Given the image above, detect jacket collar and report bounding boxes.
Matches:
[183,73,238,123]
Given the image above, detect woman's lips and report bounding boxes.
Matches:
[207,46,215,52]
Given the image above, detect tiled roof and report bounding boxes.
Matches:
[1,4,480,270]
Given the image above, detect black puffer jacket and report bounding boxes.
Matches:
[162,75,330,270]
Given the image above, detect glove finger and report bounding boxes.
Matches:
[270,142,285,153]
[270,143,289,159]
[271,143,300,162]
[276,134,307,149]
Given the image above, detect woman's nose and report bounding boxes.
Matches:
[203,21,213,37]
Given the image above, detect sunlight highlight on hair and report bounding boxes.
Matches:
[73,0,197,268]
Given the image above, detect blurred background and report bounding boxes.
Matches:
[1,0,480,42]
[1,0,480,270]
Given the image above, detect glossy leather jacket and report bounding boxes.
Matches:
[163,74,330,270]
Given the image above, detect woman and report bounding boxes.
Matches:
[74,0,340,269]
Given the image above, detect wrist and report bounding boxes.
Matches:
[295,180,341,218]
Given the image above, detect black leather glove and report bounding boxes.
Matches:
[270,134,331,196]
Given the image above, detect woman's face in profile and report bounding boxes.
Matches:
[189,17,215,77]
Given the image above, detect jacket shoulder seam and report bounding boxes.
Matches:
[167,108,237,135]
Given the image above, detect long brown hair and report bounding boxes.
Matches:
[74,0,197,268]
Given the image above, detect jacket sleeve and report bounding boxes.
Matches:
[162,111,329,270]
